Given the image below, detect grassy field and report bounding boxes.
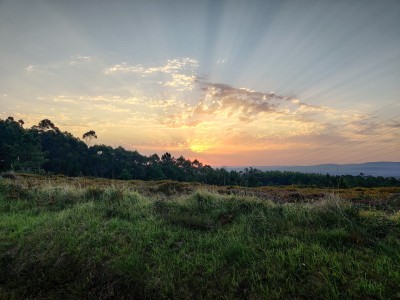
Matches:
[1,174,400,299]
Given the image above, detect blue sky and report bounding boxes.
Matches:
[1,0,399,165]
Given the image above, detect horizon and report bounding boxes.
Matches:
[219,161,400,168]
[1,0,399,166]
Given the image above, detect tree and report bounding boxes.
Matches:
[1,115,399,188]
[13,131,46,171]
[82,130,97,145]
[0,117,25,170]
[33,119,60,133]
[0,117,45,172]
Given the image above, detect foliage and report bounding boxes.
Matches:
[1,116,400,188]
[0,117,45,172]
[82,130,97,145]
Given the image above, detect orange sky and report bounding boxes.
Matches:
[1,0,399,165]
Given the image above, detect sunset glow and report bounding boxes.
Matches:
[1,0,399,166]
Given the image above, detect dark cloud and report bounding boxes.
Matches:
[159,78,357,128]
[175,80,293,125]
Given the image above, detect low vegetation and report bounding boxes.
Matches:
[1,175,399,299]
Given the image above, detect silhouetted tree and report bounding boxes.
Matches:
[33,119,60,133]
[0,117,45,171]
[82,130,97,145]
[1,115,399,188]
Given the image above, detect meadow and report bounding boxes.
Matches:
[1,174,399,299]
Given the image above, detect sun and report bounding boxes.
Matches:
[189,144,211,153]
[188,139,214,153]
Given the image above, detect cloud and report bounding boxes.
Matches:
[103,58,198,91]
[157,58,198,74]
[26,65,35,72]
[25,55,93,73]
[69,55,92,65]
[17,52,376,164]
[290,98,336,114]
[195,82,288,121]
[103,63,144,74]
[161,80,291,126]
[76,94,187,111]
[347,117,400,137]
[104,57,198,75]
[390,121,400,128]
[77,95,142,105]
[53,95,75,103]
[154,79,370,161]
[93,104,130,113]
[49,94,190,118]
[164,73,196,91]
[146,97,182,109]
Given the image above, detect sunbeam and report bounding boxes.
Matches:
[1,0,399,166]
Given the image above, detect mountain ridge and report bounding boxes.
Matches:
[224,162,400,178]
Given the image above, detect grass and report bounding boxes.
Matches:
[0,175,399,299]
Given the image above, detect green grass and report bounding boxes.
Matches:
[0,179,399,299]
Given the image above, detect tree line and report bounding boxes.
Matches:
[1,116,399,188]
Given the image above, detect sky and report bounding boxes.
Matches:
[1,0,399,166]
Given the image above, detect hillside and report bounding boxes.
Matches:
[228,162,400,178]
[1,175,399,299]
[2,117,399,187]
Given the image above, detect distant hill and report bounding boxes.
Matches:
[226,162,400,178]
